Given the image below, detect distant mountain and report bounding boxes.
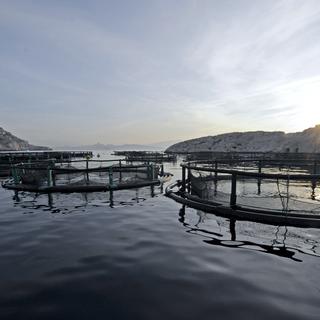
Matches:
[166,125,320,153]
[0,127,50,151]
[56,140,180,151]
[147,140,180,150]
[56,143,154,151]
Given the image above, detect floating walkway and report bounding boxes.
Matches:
[113,151,176,162]
[168,151,320,161]
[0,150,93,161]
[166,159,320,228]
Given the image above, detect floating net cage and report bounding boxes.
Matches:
[185,151,320,162]
[0,151,93,177]
[113,151,176,163]
[2,159,161,193]
[166,159,320,228]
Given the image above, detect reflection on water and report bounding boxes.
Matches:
[11,184,162,213]
[178,205,320,261]
[1,156,320,320]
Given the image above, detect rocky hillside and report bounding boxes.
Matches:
[0,127,50,151]
[166,125,320,153]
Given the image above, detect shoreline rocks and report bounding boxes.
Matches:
[0,127,50,151]
[166,125,320,153]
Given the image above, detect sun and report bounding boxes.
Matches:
[281,78,320,131]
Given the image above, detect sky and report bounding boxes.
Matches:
[1,0,320,147]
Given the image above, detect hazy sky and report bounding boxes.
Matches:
[1,0,320,146]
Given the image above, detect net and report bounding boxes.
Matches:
[188,161,320,215]
[6,159,160,192]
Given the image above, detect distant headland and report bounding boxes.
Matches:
[0,127,50,151]
[166,125,320,153]
[3,124,320,153]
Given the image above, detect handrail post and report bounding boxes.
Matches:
[214,160,218,180]
[230,173,237,208]
[12,166,19,185]
[52,170,56,186]
[257,160,262,195]
[51,160,56,187]
[181,165,186,192]
[258,160,262,173]
[311,179,316,200]
[187,162,191,193]
[47,166,52,187]
[109,167,113,188]
[119,160,122,182]
[147,164,150,180]
[86,158,89,183]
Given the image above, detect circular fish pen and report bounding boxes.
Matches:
[0,151,93,177]
[113,151,177,163]
[166,159,320,228]
[2,159,163,193]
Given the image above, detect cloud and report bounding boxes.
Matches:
[1,0,320,145]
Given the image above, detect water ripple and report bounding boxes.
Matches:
[0,182,319,319]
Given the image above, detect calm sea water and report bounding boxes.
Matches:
[0,152,319,320]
